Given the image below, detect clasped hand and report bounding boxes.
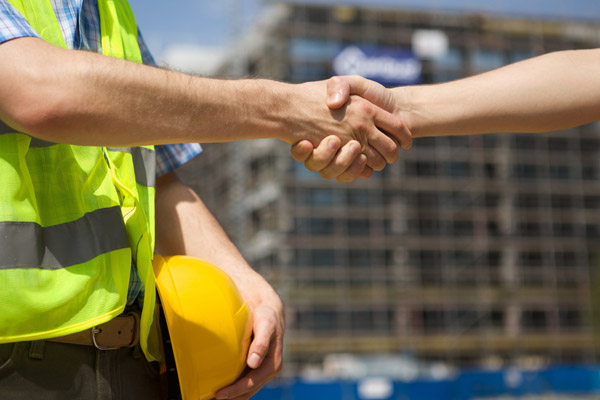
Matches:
[290,76,408,182]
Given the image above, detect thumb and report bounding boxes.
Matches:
[246,307,277,369]
[328,75,395,113]
[326,76,351,109]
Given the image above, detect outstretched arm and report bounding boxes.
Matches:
[296,48,600,179]
[0,37,407,171]
[155,172,283,400]
[331,49,600,137]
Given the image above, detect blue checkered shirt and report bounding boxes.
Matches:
[0,0,203,304]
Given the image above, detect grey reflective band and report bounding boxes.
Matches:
[0,120,13,135]
[107,147,156,187]
[0,125,154,184]
[29,137,58,148]
[0,121,57,147]
[0,206,129,270]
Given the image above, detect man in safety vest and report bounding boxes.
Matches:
[0,0,409,399]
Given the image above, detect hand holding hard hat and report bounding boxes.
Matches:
[154,255,253,400]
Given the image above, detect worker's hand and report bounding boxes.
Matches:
[154,174,283,399]
[290,136,373,182]
[284,80,411,177]
[215,281,284,400]
[289,77,411,182]
[327,75,401,116]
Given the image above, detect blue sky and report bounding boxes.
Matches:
[128,0,262,60]
[128,0,600,62]
[282,0,600,21]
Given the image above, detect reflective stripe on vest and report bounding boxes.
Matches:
[0,0,159,362]
[0,122,58,147]
[107,147,157,188]
[0,120,155,184]
[0,124,155,186]
[0,206,129,270]
[0,120,13,134]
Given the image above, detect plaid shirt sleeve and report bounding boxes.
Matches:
[0,0,40,43]
[0,1,203,177]
[2,0,202,305]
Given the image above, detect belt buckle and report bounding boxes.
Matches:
[91,327,118,350]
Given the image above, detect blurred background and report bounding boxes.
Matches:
[130,1,600,399]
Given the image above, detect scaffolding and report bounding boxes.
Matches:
[177,2,600,375]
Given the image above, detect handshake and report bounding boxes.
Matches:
[285,50,600,183]
[285,75,413,183]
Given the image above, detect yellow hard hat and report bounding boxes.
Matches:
[153,255,253,400]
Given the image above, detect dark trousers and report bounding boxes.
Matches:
[0,340,162,400]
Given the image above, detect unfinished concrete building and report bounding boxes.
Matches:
[177,1,600,375]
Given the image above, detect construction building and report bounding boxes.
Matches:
[177,1,600,375]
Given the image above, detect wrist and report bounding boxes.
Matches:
[263,80,331,145]
[269,81,300,143]
[393,84,437,139]
[238,79,296,143]
[393,85,419,138]
[237,274,283,313]
[208,79,289,142]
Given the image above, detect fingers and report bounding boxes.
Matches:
[319,141,363,180]
[362,145,387,171]
[293,91,413,180]
[325,77,412,165]
[215,363,274,400]
[290,140,314,162]
[335,154,368,183]
[338,96,403,165]
[296,136,385,181]
[364,126,401,165]
[359,166,374,179]
[304,136,341,172]
[295,138,371,182]
[215,339,282,400]
[214,366,268,400]
[372,105,413,150]
[215,306,283,400]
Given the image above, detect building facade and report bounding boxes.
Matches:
[177,2,600,375]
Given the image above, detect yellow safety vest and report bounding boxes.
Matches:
[0,0,160,362]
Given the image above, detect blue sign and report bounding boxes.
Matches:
[333,45,422,87]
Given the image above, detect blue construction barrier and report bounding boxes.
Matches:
[252,365,600,400]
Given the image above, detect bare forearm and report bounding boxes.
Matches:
[155,172,284,395]
[395,49,600,137]
[0,38,295,146]
[1,37,410,168]
[154,173,277,308]
[154,173,246,272]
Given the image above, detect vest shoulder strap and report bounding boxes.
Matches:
[7,0,67,48]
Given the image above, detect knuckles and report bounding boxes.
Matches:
[304,162,320,172]
[386,148,400,164]
[370,157,386,171]
[337,174,357,183]
[356,98,375,117]
[379,138,400,164]
[320,170,336,180]
[327,75,343,88]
